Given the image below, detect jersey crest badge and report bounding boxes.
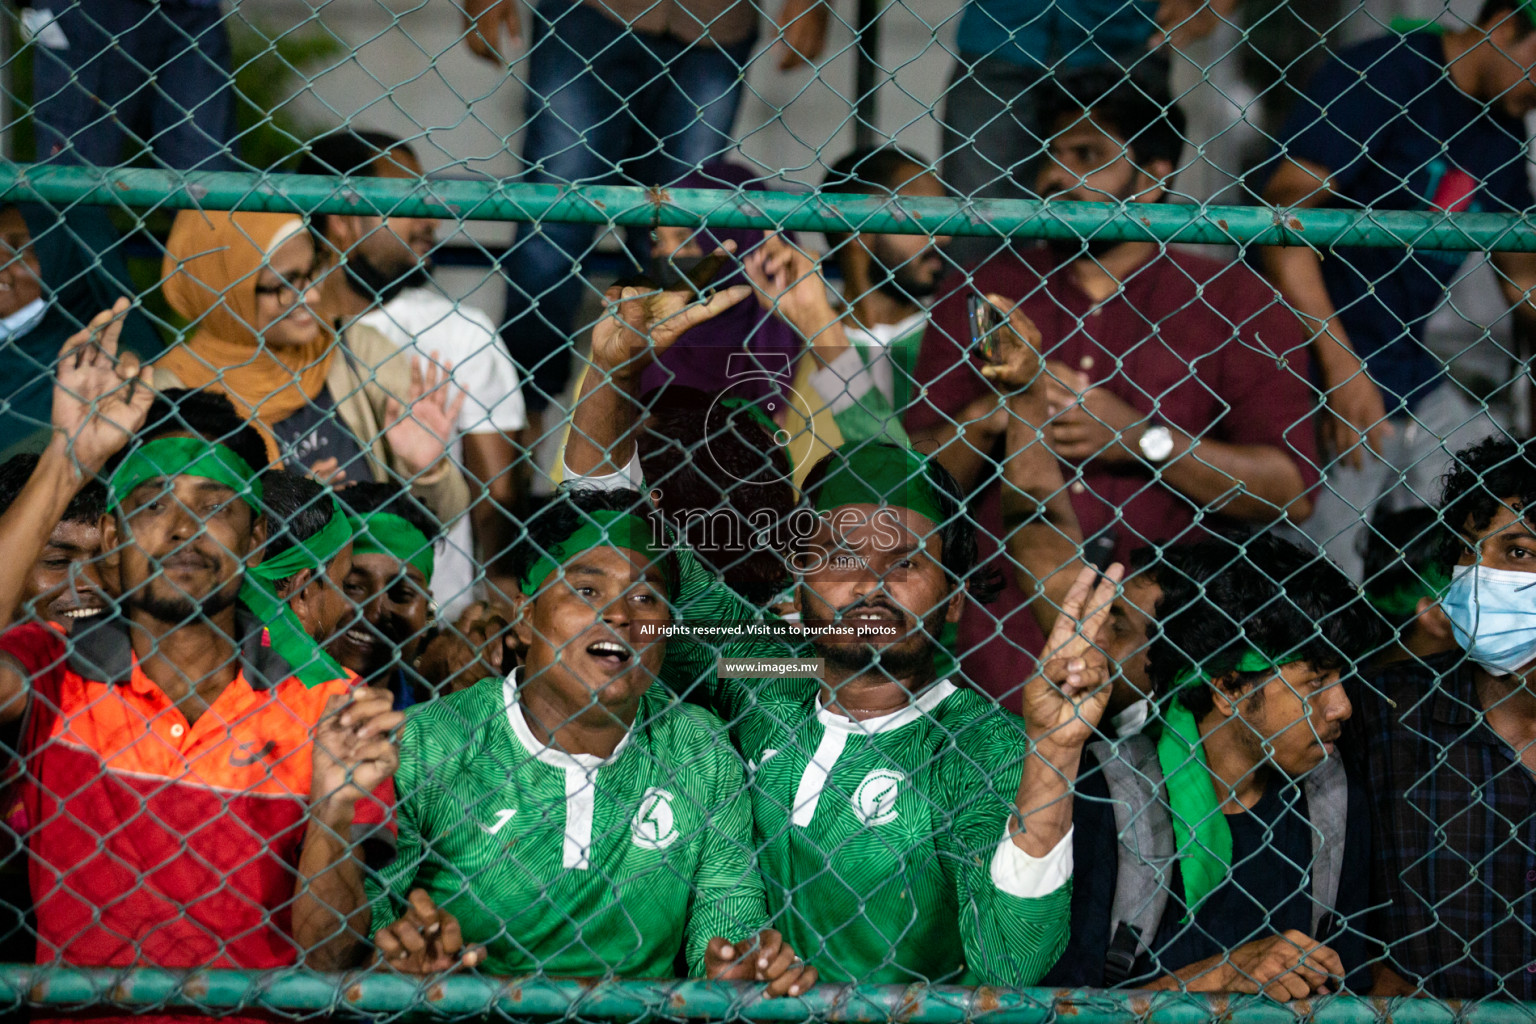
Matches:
[632,787,680,849]
[852,769,904,826]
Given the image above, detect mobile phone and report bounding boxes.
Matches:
[967,293,1007,355]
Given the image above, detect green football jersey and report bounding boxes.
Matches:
[707,672,1072,987]
[367,673,769,977]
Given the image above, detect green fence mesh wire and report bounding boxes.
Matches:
[0,0,1533,1020]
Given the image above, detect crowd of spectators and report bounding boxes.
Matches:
[0,0,1532,1011]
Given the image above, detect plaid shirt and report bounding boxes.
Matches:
[1352,655,1536,1000]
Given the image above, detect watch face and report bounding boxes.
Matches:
[1140,425,1175,462]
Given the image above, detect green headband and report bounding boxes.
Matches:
[250,497,352,584]
[719,396,780,439]
[349,512,435,582]
[108,436,263,512]
[520,510,664,597]
[1392,3,1536,33]
[1159,648,1303,915]
[1366,565,1451,621]
[242,495,352,689]
[812,445,946,527]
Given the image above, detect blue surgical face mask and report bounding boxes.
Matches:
[1441,564,1536,676]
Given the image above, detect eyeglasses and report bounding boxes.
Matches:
[254,268,317,306]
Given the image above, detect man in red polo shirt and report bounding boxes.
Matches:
[0,303,400,983]
[908,69,1319,711]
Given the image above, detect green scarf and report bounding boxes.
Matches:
[1159,647,1302,915]
[812,443,946,527]
[243,497,353,688]
[108,437,348,688]
[348,511,435,582]
[520,509,664,597]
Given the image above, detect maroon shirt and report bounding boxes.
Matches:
[908,246,1320,705]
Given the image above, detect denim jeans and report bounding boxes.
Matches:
[30,0,235,170]
[502,0,754,410]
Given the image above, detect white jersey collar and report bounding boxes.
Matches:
[815,678,957,735]
[502,668,633,769]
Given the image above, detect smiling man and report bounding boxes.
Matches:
[1044,535,1380,997]
[327,482,438,707]
[0,454,108,632]
[0,307,399,1009]
[364,487,815,993]
[1352,436,1536,999]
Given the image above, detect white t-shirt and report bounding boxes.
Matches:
[361,287,528,618]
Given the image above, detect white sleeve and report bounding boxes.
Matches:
[562,448,643,492]
[989,824,1074,899]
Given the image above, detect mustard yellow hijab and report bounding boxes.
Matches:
[159,211,336,427]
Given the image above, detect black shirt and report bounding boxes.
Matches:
[1350,656,1536,1000]
[270,387,368,477]
[1044,747,1373,991]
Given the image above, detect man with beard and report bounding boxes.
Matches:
[299,131,526,618]
[703,442,1121,985]
[785,146,951,445]
[327,482,439,708]
[0,307,398,994]
[905,67,1318,710]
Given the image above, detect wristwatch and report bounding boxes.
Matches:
[1138,423,1175,464]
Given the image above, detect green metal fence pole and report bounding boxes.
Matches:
[4,164,1536,250]
[3,968,1535,1024]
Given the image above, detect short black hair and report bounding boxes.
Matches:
[113,389,270,493]
[824,145,934,197]
[1147,534,1384,717]
[1361,507,1457,629]
[0,453,106,526]
[1478,0,1536,35]
[639,386,794,606]
[511,487,678,601]
[261,472,346,586]
[296,129,416,234]
[335,481,439,542]
[1036,66,1187,171]
[1439,436,1536,556]
[799,443,1003,605]
[821,145,941,251]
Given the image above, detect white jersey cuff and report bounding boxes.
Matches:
[563,448,643,491]
[990,822,1074,899]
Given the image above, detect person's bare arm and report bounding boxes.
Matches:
[565,256,751,478]
[0,301,152,722]
[1013,564,1121,854]
[1492,251,1536,327]
[462,431,519,587]
[293,688,403,969]
[1043,365,1311,521]
[982,300,1090,635]
[744,232,850,370]
[907,397,1008,496]
[1262,157,1391,466]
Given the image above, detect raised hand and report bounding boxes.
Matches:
[775,0,829,70]
[1021,562,1123,748]
[705,928,818,998]
[743,233,833,330]
[978,294,1044,393]
[589,246,754,380]
[384,353,467,476]
[309,686,402,811]
[461,0,521,63]
[53,298,154,478]
[375,888,484,974]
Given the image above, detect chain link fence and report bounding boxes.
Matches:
[0,0,1531,1019]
